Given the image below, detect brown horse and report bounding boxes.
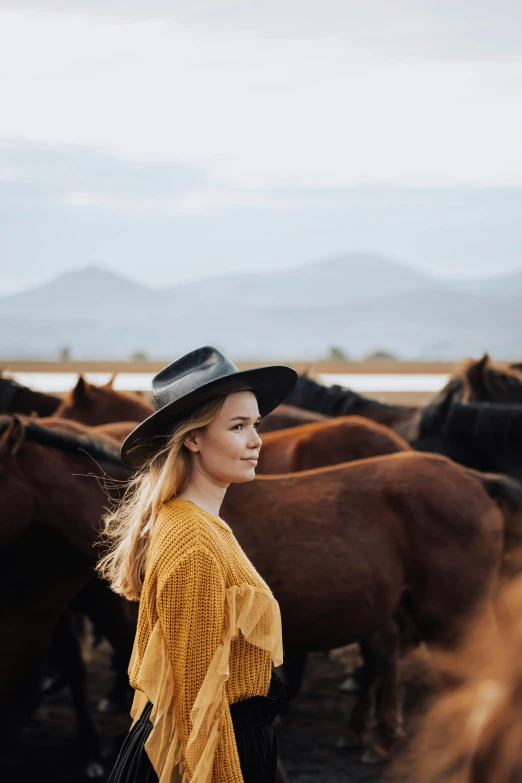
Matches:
[54,375,154,425]
[395,573,522,783]
[0,415,130,773]
[257,416,410,474]
[219,451,519,757]
[258,404,329,432]
[256,415,411,716]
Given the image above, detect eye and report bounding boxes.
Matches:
[232,421,261,431]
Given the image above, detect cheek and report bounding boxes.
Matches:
[202,431,243,463]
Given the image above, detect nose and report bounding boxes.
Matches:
[248,428,262,450]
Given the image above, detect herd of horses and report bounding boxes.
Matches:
[1,354,522,781]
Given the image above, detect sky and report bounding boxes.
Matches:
[0,1,521,294]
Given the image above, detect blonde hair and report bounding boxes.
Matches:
[96,395,227,600]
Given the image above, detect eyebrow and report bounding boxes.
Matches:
[230,415,261,422]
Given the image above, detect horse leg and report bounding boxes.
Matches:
[281,647,308,701]
[343,620,403,763]
[340,637,376,752]
[51,611,105,779]
[363,620,404,762]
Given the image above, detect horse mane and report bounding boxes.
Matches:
[417,376,464,440]
[284,374,413,417]
[0,415,125,466]
[444,402,522,445]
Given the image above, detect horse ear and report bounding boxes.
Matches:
[104,373,118,388]
[0,415,26,458]
[73,375,88,401]
[463,354,492,401]
[302,365,320,381]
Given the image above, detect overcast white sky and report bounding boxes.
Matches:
[0,1,521,293]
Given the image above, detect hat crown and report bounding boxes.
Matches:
[152,346,239,411]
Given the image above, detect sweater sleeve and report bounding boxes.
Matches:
[156,546,244,783]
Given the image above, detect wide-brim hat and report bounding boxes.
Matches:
[121,346,297,469]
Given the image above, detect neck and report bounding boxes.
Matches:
[178,471,229,518]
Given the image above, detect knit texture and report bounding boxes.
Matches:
[128,497,283,783]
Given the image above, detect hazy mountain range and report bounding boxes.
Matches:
[1,253,521,360]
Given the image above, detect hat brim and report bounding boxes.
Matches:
[120,364,297,469]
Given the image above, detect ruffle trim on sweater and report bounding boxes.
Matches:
[128,584,283,783]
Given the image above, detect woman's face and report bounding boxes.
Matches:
[184,391,263,485]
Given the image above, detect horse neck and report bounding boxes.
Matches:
[20,387,61,416]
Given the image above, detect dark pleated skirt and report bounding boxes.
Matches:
[107,671,287,783]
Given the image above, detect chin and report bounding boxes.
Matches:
[231,469,257,484]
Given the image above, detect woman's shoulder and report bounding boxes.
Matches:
[148,497,226,575]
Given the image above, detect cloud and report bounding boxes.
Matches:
[1,139,522,295]
[1,10,521,189]
[0,139,207,205]
[1,1,521,60]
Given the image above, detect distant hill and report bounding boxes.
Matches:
[0,266,158,320]
[165,253,442,313]
[0,254,520,359]
[452,268,522,299]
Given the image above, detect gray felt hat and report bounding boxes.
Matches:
[120,345,297,469]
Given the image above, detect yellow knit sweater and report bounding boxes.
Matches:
[128,497,283,783]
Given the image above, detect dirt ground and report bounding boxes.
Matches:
[0,640,433,783]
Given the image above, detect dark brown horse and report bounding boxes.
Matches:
[220,451,518,758]
[283,373,420,440]
[0,415,129,774]
[459,354,522,404]
[416,402,522,483]
[0,376,60,417]
[418,355,522,441]
[36,417,140,710]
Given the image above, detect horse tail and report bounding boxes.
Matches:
[466,468,522,549]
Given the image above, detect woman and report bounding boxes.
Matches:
[98,346,297,783]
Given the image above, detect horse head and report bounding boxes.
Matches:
[55,376,153,426]
[461,354,522,404]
